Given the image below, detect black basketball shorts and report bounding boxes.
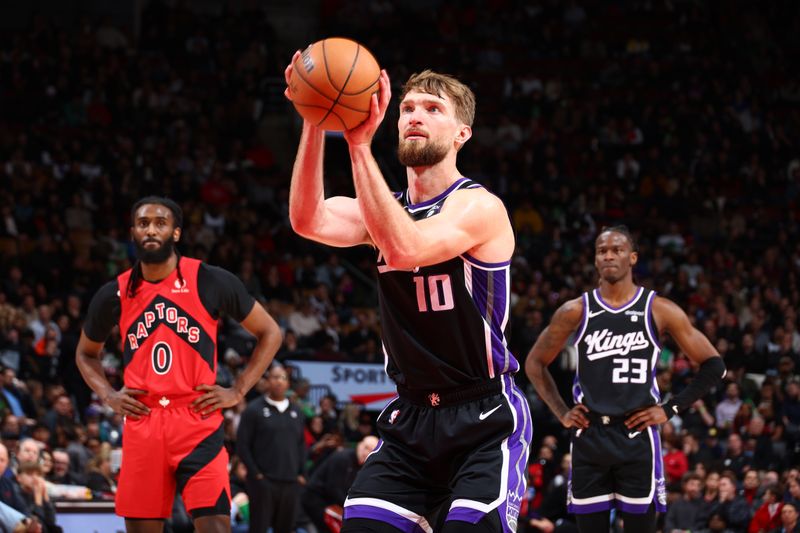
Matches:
[343,374,532,533]
[567,421,666,514]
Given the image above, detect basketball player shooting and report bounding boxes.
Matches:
[285,54,531,533]
[525,226,726,533]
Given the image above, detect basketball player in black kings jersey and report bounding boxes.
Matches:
[526,226,726,533]
[285,58,531,533]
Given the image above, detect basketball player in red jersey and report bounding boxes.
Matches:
[76,196,282,533]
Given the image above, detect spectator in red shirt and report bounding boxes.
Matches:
[749,484,783,533]
[664,436,689,490]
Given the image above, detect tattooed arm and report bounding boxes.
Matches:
[525,297,589,429]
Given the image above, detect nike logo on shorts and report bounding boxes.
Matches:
[628,431,641,439]
[479,405,502,421]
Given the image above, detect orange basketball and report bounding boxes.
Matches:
[288,38,381,131]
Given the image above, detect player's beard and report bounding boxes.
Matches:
[135,236,176,264]
[397,137,449,167]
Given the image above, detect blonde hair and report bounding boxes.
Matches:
[400,70,476,127]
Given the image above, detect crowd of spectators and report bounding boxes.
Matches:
[0,0,799,531]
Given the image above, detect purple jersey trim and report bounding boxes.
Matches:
[644,290,662,350]
[446,507,484,524]
[573,292,590,344]
[343,505,428,533]
[594,286,644,312]
[405,177,471,210]
[568,500,613,514]
[462,252,511,268]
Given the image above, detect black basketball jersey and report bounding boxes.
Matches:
[572,287,661,416]
[376,177,518,390]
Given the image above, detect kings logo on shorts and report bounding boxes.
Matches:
[505,489,521,531]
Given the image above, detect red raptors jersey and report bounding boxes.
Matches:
[117,258,217,396]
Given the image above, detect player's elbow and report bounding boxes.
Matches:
[382,247,418,271]
[256,317,283,351]
[268,322,284,352]
[291,215,332,246]
[288,209,316,238]
[525,354,546,380]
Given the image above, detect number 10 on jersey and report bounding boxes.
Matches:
[413,274,454,312]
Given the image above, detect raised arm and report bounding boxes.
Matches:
[285,54,371,248]
[344,73,513,268]
[525,297,589,429]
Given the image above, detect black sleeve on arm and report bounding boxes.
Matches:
[662,357,727,418]
[83,281,121,342]
[198,263,256,321]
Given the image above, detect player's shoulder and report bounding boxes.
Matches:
[448,184,510,226]
[650,295,688,324]
[93,280,121,304]
[451,181,502,204]
[553,296,585,325]
[650,294,682,314]
[198,262,241,285]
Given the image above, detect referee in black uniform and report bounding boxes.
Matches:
[526,226,726,533]
[236,364,305,533]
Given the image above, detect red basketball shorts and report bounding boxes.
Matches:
[115,399,230,520]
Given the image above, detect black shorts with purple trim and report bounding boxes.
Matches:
[567,421,666,515]
[343,374,531,533]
